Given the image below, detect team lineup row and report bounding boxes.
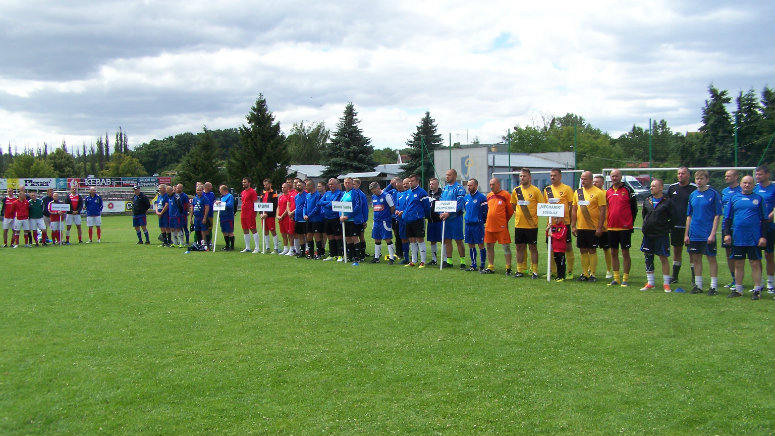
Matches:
[4,165,773,301]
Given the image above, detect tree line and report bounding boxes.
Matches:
[2,84,772,190]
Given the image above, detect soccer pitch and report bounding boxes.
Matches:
[1,216,773,435]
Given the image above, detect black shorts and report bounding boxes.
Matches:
[514,228,538,245]
[576,229,599,249]
[607,230,632,250]
[406,219,425,238]
[687,240,717,257]
[324,218,340,236]
[294,221,307,235]
[598,231,610,249]
[307,221,323,234]
[343,221,359,237]
[670,227,685,247]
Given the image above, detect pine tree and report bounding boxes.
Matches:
[177,128,224,190]
[734,88,764,166]
[322,102,375,179]
[698,85,734,167]
[227,94,288,189]
[96,138,105,170]
[400,111,443,184]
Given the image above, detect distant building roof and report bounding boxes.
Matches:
[489,152,574,169]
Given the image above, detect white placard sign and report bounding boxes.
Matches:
[50,203,71,212]
[212,201,226,211]
[254,202,274,212]
[434,200,457,213]
[332,201,353,213]
[537,203,565,217]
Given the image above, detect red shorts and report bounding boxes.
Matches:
[484,229,511,245]
[241,212,257,231]
[262,216,276,232]
[279,217,294,235]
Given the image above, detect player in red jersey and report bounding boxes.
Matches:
[48,192,67,244]
[2,187,17,247]
[277,182,294,255]
[13,187,31,247]
[65,186,84,244]
[260,178,279,254]
[240,177,260,253]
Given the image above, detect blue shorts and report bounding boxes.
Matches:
[730,246,762,260]
[133,215,147,227]
[372,220,393,240]
[465,222,484,245]
[764,228,775,253]
[687,240,717,257]
[220,219,234,233]
[641,234,670,257]
[168,216,182,230]
[427,221,443,242]
[158,215,169,229]
[443,215,464,240]
[399,219,407,240]
[193,218,208,232]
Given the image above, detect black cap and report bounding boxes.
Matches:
[133,185,140,190]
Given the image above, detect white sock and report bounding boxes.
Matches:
[711,277,718,289]
[419,243,427,263]
[264,235,270,249]
[388,243,395,259]
[374,244,382,258]
[663,275,671,285]
[253,233,260,249]
[273,235,279,249]
[646,272,655,286]
[695,276,703,289]
[244,234,251,249]
[768,275,774,288]
[411,243,418,263]
[431,243,437,261]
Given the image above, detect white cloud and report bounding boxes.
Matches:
[0,0,772,151]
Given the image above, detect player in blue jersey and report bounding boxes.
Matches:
[439,169,467,269]
[165,185,184,247]
[724,175,768,299]
[369,181,396,264]
[84,186,103,243]
[217,185,235,251]
[339,177,365,265]
[683,170,722,295]
[721,170,741,288]
[353,178,370,259]
[304,181,325,259]
[399,174,431,267]
[292,179,308,257]
[154,184,171,247]
[386,177,404,259]
[191,184,212,250]
[426,177,443,264]
[754,165,775,293]
[320,178,344,261]
[176,184,191,244]
[464,178,488,271]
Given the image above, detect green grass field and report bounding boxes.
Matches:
[1,215,773,435]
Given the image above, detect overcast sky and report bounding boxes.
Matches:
[1,0,772,152]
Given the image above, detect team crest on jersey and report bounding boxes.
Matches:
[753,199,759,205]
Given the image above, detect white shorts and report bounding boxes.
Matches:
[30,218,46,231]
[86,216,102,227]
[66,214,82,226]
[13,219,30,231]
[50,221,64,231]
[2,218,14,230]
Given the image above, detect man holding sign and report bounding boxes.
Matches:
[510,168,544,278]
[439,169,467,269]
[571,171,607,282]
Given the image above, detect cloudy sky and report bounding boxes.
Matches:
[1,0,772,152]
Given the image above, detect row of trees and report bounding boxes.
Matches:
[2,84,772,190]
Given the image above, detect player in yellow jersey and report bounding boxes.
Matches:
[545,168,576,279]
[510,168,544,278]
[571,171,607,281]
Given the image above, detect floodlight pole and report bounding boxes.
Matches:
[734,113,739,167]
[507,128,512,191]
[648,118,653,180]
[449,133,452,169]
